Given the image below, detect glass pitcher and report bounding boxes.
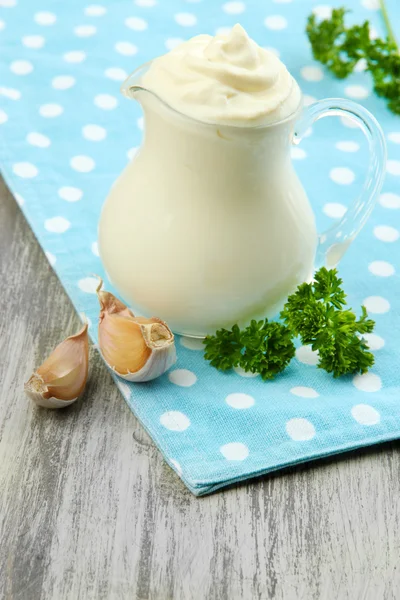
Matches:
[98,62,386,338]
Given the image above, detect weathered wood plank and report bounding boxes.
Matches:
[0,177,399,600]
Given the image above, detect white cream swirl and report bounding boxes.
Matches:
[141,24,301,126]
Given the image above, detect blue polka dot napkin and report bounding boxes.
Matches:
[1,0,400,495]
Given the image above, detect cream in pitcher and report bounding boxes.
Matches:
[99,25,386,337]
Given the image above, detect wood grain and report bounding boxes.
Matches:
[1,176,399,600]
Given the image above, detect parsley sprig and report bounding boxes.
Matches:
[306,6,400,115]
[204,267,375,380]
[280,267,375,378]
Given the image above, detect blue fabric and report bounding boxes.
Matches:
[1,0,400,495]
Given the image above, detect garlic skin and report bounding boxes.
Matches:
[24,323,89,409]
[97,282,176,382]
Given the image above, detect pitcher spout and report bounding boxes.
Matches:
[120,61,153,100]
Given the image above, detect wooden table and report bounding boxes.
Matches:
[1,177,399,600]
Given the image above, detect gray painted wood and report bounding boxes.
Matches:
[1,176,399,600]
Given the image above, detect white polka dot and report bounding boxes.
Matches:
[45,251,56,266]
[353,373,382,393]
[70,155,95,172]
[388,132,400,144]
[12,162,38,178]
[361,0,379,9]
[52,75,76,90]
[291,147,307,160]
[127,146,139,160]
[312,5,332,19]
[160,410,191,431]
[286,418,315,441]
[22,35,45,48]
[220,442,249,461]
[137,116,144,130]
[330,167,355,185]
[83,316,92,329]
[44,217,71,233]
[387,160,400,176]
[323,203,347,219]
[136,0,157,5]
[301,65,324,82]
[0,20,4,30]
[0,109,8,125]
[296,345,319,366]
[115,41,138,55]
[222,1,245,14]
[363,296,390,314]
[233,365,258,378]
[10,60,33,75]
[0,0,16,6]
[105,67,127,81]
[34,11,56,25]
[225,393,255,409]
[180,336,204,350]
[303,95,317,106]
[165,37,184,50]
[216,27,231,36]
[63,50,86,63]
[368,260,395,277]
[264,15,287,30]
[168,369,197,387]
[74,25,97,37]
[303,127,313,138]
[351,403,380,426]
[379,192,400,209]
[15,193,24,206]
[84,4,107,16]
[125,16,148,30]
[26,132,51,148]
[78,277,99,293]
[336,141,360,152]
[91,241,99,256]
[340,115,358,128]
[290,386,319,399]
[39,103,63,117]
[58,186,83,202]
[369,27,378,40]
[373,225,399,242]
[170,459,182,475]
[174,12,197,26]
[355,58,368,72]
[116,380,131,398]
[272,0,292,2]
[94,94,118,110]
[362,333,385,351]
[82,124,106,141]
[0,87,20,100]
[264,46,280,57]
[344,85,369,99]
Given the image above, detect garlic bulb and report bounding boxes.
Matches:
[25,323,89,409]
[97,281,176,382]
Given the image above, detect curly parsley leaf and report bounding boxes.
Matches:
[204,319,295,380]
[239,320,295,381]
[203,324,242,371]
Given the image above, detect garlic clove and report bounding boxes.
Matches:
[96,281,176,382]
[24,323,89,408]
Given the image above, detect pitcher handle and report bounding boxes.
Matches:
[294,98,387,268]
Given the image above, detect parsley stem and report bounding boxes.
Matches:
[379,0,398,50]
